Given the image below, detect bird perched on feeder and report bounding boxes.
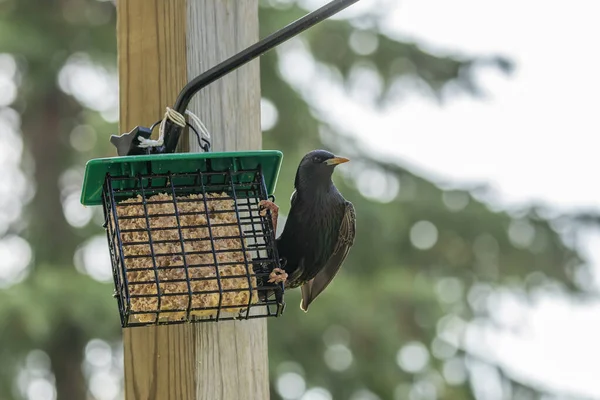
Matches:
[260,149,356,311]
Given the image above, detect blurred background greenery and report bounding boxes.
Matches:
[0,0,595,399]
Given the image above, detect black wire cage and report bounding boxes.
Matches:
[81,152,285,327]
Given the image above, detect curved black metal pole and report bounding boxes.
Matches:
[162,0,361,153]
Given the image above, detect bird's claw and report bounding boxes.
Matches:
[259,200,278,216]
[268,267,288,284]
[259,200,279,233]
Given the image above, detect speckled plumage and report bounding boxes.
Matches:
[276,150,356,311]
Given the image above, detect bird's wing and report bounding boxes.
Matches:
[300,201,356,312]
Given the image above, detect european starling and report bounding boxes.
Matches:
[260,150,356,311]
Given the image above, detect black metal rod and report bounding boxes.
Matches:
[173,0,360,113]
[163,0,361,152]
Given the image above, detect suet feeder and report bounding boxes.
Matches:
[81,151,284,327]
[79,0,360,327]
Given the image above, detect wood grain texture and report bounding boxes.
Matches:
[186,2,269,400]
[117,0,187,134]
[186,0,262,152]
[123,325,197,400]
[118,1,269,399]
[118,2,197,400]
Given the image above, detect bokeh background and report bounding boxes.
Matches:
[1,0,599,399]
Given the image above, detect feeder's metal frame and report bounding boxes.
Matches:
[94,152,284,327]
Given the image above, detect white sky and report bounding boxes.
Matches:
[294,0,600,398]
[384,0,600,212]
[367,0,600,398]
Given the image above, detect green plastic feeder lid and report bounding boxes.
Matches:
[80,150,283,206]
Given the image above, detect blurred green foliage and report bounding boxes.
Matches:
[0,0,586,399]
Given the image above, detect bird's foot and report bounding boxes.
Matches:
[259,200,279,233]
[268,267,288,284]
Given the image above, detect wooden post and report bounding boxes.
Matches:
[117,1,268,399]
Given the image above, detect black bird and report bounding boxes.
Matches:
[260,149,356,311]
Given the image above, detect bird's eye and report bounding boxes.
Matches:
[312,157,319,162]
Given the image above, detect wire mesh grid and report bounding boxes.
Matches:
[101,164,284,327]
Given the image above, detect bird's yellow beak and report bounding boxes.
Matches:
[324,156,350,166]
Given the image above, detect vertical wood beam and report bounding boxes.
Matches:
[186,2,268,399]
[117,1,268,399]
